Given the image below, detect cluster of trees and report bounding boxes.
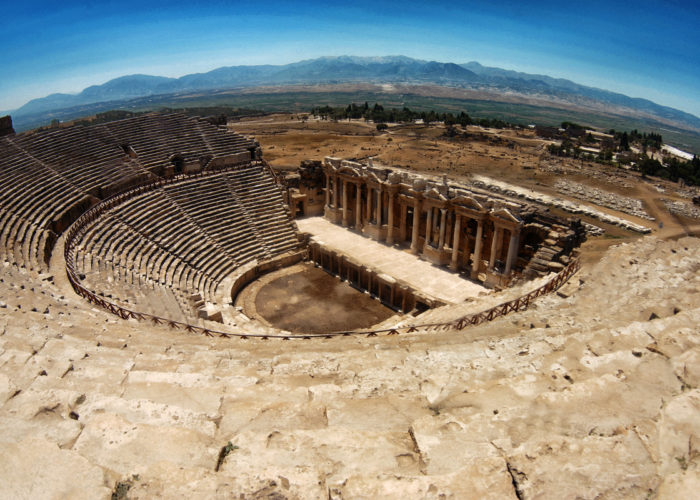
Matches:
[610,129,663,151]
[638,156,700,185]
[173,107,264,123]
[548,123,670,164]
[561,121,588,132]
[548,123,700,185]
[309,102,518,129]
[53,110,146,129]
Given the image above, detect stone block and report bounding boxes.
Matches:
[74,412,217,476]
[0,437,110,500]
[335,460,516,499]
[506,434,658,499]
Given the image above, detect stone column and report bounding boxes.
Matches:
[376,188,383,226]
[341,180,348,226]
[471,219,483,278]
[450,214,461,271]
[355,184,362,229]
[411,202,420,254]
[504,229,520,275]
[399,203,408,242]
[438,208,447,250]
[387,192,395,244]
[333,175,340,210]
[366,187,373,224]
[490,226,503,271]
[425,207,433,247]
[325,172,330,207]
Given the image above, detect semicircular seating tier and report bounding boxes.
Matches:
[72,165,302,322]
[0,113,261,272]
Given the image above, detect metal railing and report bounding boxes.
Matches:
[63,160,581,340]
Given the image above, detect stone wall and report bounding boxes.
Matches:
[282,160,326,217]
[0,115,14,137]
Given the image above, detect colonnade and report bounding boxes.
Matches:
[308,242,430,313]
[322,161,523,279]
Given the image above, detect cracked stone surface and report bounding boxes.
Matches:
[0,236,699,498]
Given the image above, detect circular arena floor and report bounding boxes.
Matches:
[239,262,395,333]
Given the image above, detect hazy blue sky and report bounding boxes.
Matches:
[2,0,699,116]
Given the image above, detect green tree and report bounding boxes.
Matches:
[619,132,630,151]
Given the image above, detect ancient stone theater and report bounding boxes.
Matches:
[1,112,697,498]
[0,113,584,336]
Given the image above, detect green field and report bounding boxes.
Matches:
[18,89,700,154]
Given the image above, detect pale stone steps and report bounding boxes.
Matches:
[2,237,700,497]
[70,165,299,320]
[0,113,258,272]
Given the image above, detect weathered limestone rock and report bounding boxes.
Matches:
[128,462,327,499]
[219,428,421,483]
[326,395,431,431]
[0,437,110,499]
[0,373,16,403]
[657,464,700,499]
[58,348,136,397]
[335,462,517,499]
[77,394,219,436]
[410,414,502,475]
[672,347,700,388]
[0,232,698,497]
[73,412,217,476]
[506,434,658,499]
[122,371,224,416]
[0,414,82,449]
[657,390,700,475]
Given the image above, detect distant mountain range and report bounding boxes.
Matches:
[10,55,700,137]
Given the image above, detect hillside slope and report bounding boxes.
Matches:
[12,55,700,136]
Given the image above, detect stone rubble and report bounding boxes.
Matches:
[538,160,635,189]
[554,179,653,221]
[663,199,700,219]
[471,174,652,233]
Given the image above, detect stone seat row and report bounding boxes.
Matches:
[101,190,248,272]
[79,259,196,323]
[0,113,260,272]
[0,159,90,270]
[0,149,137,271]
[7,129,149,188]
[98,115,256,169]
[72,167,300,316]
[78,218,228,303]
[81,238,215,303]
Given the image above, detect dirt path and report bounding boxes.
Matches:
[633,182,697,238]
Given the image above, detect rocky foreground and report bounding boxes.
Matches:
[0,236,698,499]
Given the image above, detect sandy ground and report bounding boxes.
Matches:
[238,262,394,333]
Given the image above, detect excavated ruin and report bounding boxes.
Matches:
[0,113,698,498]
